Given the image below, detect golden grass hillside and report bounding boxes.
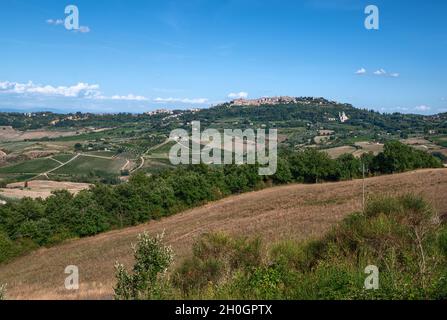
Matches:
[0,168,446,300]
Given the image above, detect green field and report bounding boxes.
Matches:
[147,141,176,158]
[141,158,174,174]
[52,155,126,176]
[0,141,36,153]
[0,173,36,183]
[51,154,75,163]
[0,158,59,174]
[430,135,447,148]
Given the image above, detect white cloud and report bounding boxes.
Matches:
[76,26,91,33]
[0,80,149,102]
[228,91,249,99]
[154,97,209,104]
[0,81,100,98]
[374,69,387,76]
[110,94,148,101]
[415,105,430,111]
[355,68,366,75]
[372,69,400,78]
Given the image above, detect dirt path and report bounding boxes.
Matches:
[30,154,80,180]
[80,154,114,160]
[44,153,80,173]
[0,169,446,300]
[48,157,64,165]
[120,159,130,171]
[144,138,171,156]
[130,157,144,173]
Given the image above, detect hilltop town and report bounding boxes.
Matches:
[228,96,343,107]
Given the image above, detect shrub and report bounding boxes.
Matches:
[438,227,447,257]
[173,233,263,296]
[231,266,284,299]
[114,232,174,300]
[0,283,6,300]
[0,231,16,263]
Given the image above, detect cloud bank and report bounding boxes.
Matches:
[0,80,147,101]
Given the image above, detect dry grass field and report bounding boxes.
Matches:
[353,141,384,156]
[324,142,384,159]
[0,126,79,142]
[324,146,357,158]
[0,169,446,300]
[0,180,91,199]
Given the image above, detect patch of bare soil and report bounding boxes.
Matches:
[23,151,59,159]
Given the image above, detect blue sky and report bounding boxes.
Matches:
[0,0,446,114]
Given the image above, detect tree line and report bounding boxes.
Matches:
[0,141,443,263]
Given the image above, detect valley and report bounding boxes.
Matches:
[1,98,446,191]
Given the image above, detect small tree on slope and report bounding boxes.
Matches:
[0,284,6,300]
[114,232,174,300]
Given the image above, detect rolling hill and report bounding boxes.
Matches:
[0,168,446,300]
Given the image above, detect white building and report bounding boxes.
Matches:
[339,112,349,123]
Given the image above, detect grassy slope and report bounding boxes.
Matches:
[0,168,446,300]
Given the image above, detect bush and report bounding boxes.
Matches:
[173,233,263,296]
[0,283,6,300]
[438,227,447,257]
[0,231,16,263]
[114,232,174,300]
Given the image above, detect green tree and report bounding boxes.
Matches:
[74,143,82,151]
[337,154,361,180]
[0,231,15,263]
[289,149,339,183]
[272,158,293,183]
